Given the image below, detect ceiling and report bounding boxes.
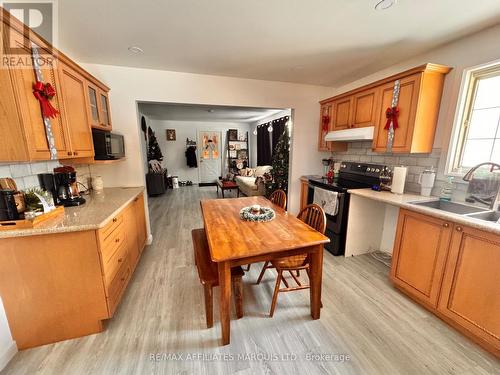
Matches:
[138,102,284,123]
[58,0,500,86]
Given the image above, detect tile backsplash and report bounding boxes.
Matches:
[0,161,61,190]
[332,141,468,199]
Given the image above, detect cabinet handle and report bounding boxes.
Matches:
[443,223,449,228]
[134,197,139,202]
[456,226,463,232]
[115,238,120,243]
[67,152,72,156]
[112,217,117,222]
[118,258,123,263]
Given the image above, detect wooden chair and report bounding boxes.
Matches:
[245,189,287,272]
[192,228,244,328]
[268,204,326,317]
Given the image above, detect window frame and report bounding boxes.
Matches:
[446,60,500,176]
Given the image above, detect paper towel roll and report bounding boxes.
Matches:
[391,166,407,195]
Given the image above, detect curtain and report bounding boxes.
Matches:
[257,124,271,166]
[272,116,288,155]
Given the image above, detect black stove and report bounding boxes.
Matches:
[307,162,386,256]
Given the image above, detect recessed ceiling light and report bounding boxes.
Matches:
[128,46,143,54]
[375,0,396,10]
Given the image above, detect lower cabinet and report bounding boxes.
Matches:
[300,177,309,211]
[391,209,451,308]
[0,192,147,349]
[391,209,500,356]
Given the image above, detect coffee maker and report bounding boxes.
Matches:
[53,167,86,207]
[38,173,60,206]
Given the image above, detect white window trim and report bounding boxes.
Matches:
[445,59,500,178]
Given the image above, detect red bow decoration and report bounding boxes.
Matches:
[322,115,330,132]
[33,81,59,119]
[384,106,399,130]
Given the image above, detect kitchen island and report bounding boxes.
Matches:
[0,187,148,349]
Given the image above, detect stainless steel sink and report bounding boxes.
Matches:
[410,200,489,215]
[465,211,500,223]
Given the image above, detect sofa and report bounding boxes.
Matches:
[235,165,272,196]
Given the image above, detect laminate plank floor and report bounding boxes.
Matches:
[2,186,499,374]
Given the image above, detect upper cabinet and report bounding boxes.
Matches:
[318,64,451,153]
[87,82,112,131]
[0,7,112,162]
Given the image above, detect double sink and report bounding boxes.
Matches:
[410,200,500,223]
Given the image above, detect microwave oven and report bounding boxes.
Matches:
[92,129,125,160]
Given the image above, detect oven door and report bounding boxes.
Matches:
[307,184,347,233]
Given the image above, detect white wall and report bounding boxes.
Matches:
[326,24,500,184]
[147,119,251,183]
[80,64,331,214]
[0,297,16,371]
[249,109,292,168]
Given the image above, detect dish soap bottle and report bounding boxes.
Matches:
[440,176,454,201]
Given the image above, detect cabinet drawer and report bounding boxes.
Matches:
[100,214,123,241]
[102,239,128,289]
[106,258,131,316]
[100,221,125,264]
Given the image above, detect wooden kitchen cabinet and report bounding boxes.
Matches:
[331,97,352,131]
[0,8,112,162]
[1,28,72,161]
[87,82,112,131]
[350,87,380,128]
[391,209,452,308]
[0,191,147,349]
[58,62,94,158]
[437,225,500,355]
[299,177,309,211]
[391,209,500,356]
[317,101,348,152]
[319,64,451,154]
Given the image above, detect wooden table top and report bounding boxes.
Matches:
[201,196,330,262]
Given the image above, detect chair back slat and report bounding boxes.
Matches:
[297,204,327,234]
[269,189,287,210]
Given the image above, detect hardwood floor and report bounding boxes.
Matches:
[2,186,499,374]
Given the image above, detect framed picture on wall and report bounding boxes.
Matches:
[166,129,176,141]
[228,129,238,141]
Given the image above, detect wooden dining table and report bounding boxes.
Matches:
[200,196,330,345]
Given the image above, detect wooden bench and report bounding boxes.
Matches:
[192,228,244,328]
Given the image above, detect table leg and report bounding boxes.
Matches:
[222,189,225,199]
[216,184,219,197]
[309,245,323,319]
[237,188,240,198]
[218,261,231,345]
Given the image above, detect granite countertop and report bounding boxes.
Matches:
[348,188,500,235]
[0,187,145,239]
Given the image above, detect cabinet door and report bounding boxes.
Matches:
[372,73,421,153]
[391,209,451,308]
[98,90,112,129]
[86,82,101,128]
[351,87,380,128]
[122,202,140,271]
[300,180,309,211]
[331,97,352,130]
[58,63,94,158]
[437,225,500,353]
[134,193,147,252]
[318,102,332,151]
[7,29,71,160]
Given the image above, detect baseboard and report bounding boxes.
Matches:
[146,234,153,245]
[0,341,17,371]
[199,182,217,187]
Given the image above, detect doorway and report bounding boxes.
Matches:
[198,130,222,185]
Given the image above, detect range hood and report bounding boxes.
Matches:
[324,126,375,142]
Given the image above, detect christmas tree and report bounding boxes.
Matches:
[265,125,289,196]
[147,127,164,173]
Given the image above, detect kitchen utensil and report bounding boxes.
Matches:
[418,167,436,197]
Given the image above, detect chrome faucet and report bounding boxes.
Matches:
[463,162,500,211]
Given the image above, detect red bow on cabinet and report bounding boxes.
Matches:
[33,81,59,119]
[384,106,399,130]
[322,115,330,132]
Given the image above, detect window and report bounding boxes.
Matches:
[449,62,500,174]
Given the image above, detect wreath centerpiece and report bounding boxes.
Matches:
[239,205,275,222]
